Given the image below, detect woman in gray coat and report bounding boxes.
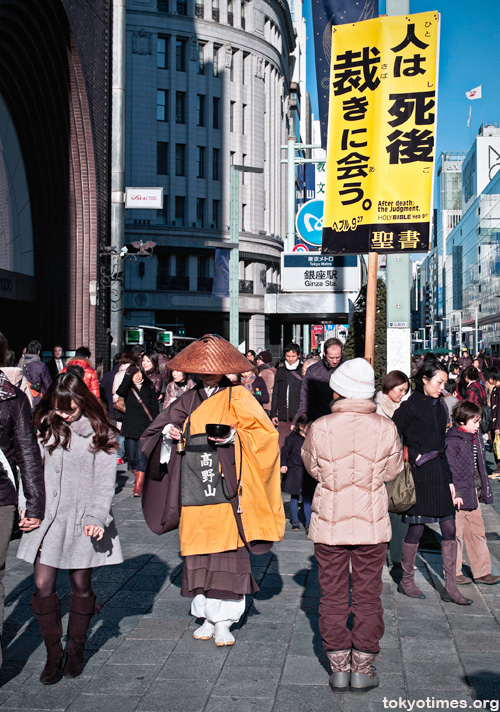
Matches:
[17,373,122,684]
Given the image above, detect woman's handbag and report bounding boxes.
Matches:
[114,397,126,413]
[386,446,416,514]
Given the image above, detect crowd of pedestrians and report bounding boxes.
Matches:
[0,330,500,695]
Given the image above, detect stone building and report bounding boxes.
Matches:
[124,0,296,349]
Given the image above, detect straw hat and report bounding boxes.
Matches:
[168,334,254,375]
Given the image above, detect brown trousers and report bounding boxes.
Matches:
[455,507,491,578]
[315,542,387,653]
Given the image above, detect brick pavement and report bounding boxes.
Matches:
[1,462,500,711]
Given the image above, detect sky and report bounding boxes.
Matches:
[304,0,500,158]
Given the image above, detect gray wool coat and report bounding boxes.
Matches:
[17,415,123,569]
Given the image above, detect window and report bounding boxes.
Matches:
[230,101,235,132]
[197,94,205,126]
[157,200,168,225]
[157,0,168,12]
[241,1,245,28]
[157,142,168,174]
[212,199,220,229]
[212,0,219,21]
[175,144,186,175]
[198,255,213,291]
[227,0,233,25]
[175,196,186,226]
[242,103,246,134]
[242,203,246,229]
[196,198,206,227]
[213,97,220,128]
[176,91,186,123]
[177,0,187,14]
[212,148,220,180]
[198,42,205,74]
[230,50,236,81]
[176,38,187,71]
[213,45,220,76]
[242,153,246,184]
[242,51,249,84]
[157,89,167,121]
[197,146,206,178]
[157,36,169,68]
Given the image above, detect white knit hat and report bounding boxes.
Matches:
[329,358,375,399]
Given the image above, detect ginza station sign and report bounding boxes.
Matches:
[281,253,360,292]
[322,11,440,254]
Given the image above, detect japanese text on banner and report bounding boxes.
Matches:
[322,11,440,254]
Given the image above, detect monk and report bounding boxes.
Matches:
[141,334,285,646]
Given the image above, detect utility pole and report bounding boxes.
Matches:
[110,0,126,361]
[385,0,412,375]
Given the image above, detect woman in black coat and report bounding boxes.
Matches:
[393,359,472,606]
[116,364,159,496]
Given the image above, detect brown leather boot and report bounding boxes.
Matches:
[133,471,145,497]
[62,592,98,678]
[350,649,379,693]
[31,593,63,685]
[398,542,426,599]
[326,649,351,693]
[441,541,473,605]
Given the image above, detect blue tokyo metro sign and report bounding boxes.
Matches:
[296,199,324,247]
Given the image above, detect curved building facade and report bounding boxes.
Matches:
[125,0,295,348]
[0,0,111,360]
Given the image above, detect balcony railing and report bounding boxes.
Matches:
[239,279,253,294]
[227,11,233,24]
[241,16,245,29]
[266,283,279,294]
[177,0,187,14]
[195,3,204,16]
[157,276,189,291]
[157,0,168,12]
[212,8,219,21]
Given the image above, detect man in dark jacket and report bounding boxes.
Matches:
[294,338,344,423]
[0,370,45,666]
[18,340,52,407]
[270,343,303,448]
[46,345,66,380]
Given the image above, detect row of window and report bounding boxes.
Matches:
[156,197,222,228]
[157,36,251,82]
[157,0,246,27]
[156,91,247,133]
[157,142,222,179]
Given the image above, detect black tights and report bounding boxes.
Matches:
[405,518,456,545]
[34,556,92,598]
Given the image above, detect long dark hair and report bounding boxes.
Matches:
[413,358,447,386]
[34,372,118,455]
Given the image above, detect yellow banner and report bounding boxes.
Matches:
[322,11,440,254]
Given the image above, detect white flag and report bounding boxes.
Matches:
[467,105,471,127]
[466,85,482,100]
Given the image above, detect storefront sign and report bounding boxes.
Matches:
[125,187,164,209]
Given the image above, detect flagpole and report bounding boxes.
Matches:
[469,103,472,145]
[481,97,483,131]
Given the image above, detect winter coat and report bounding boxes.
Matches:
[99,364,120,414]
[0,366,33,406]
[116,375,159,439]
[280,429,316,497]
[164,378,196,407]
[145,368,163,396]
[17,414,122,568]
[459,356,472,371]
[392,383,455,518]
[241,374,269,407]
[0,372,45,517]
[258,365,276,412]
[374,391,400,419]
[465,381,486,407]
[445,426,492,510]
[295,355,345,423]
[302,399,403,545]
[18,354,52,406]
[62,358,100,400]
[270,364,303,422]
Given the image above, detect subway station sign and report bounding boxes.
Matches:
[281,254,360,292]
[322,12,440,254]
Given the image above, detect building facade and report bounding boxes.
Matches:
[124,0,295,350]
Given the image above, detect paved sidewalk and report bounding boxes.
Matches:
[1,463,500,711]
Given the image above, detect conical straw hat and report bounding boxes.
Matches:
[168,334,254,375]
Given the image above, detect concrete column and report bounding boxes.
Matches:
[249,313,266,350]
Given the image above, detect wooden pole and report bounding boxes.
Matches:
[364,252,378,366]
